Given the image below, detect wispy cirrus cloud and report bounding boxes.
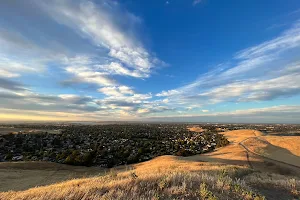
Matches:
[98,86,134,97]
[0,56,44,78]
[97,62,146,78]
[0,78,27,91]
[156,20,300,109]
[193,0,202,6]
[146,105,300,123]
[0,0,167,119]
[0,28,55,79]
[96,89,153,114]
[1,0,299,122]
[0,89,99,113]
[65,65,115,86]
[36,0,164,79]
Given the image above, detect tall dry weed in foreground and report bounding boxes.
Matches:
[2,164,299,200]
[1,155,300,200]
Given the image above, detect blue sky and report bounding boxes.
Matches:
[1,0,300,123]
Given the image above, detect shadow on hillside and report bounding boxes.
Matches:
[177,154,300,177]
[248,137,300,167]
[258,137,300,157]
[1,165,299,200]
[198,152,232,156]
[0,162,110,192]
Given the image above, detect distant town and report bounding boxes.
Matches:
[1,123,300,167]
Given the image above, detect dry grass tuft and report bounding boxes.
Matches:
[1,156,299,200]
[1,130,300,199]
[243,137,300,167]
[264,136,300,156]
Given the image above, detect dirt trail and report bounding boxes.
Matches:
[240,136,300,169]
[188,128,300,174]
[184,129,263,168]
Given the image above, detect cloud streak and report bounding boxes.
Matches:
[0,0,299,122]
[193,0,202,6]
[36,0,163,79]
[156,20,300,109]
[0,0,167,119]
[146,105,300,123]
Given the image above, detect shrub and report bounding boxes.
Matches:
[5,152,13,160]
[175,149,194,157]
[199,183,218,200]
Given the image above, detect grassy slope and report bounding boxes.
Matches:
[0,162,105,192]
[1,130,300,200]
[243,137,300,168]
[186,130,263,165]
[1,156,300,200]
[264,136,300,156]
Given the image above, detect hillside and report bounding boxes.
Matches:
[242,137,300,168]
[0,162,104,192]
[264,136,300,157]
[189,130,300,176]
[186,130,263,166]
[1,155,300,200]
[1,129,300,200]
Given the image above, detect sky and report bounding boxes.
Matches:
[0,0,300,123]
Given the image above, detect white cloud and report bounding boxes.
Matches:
[197,71,300,103]
[281,62,300,74]
[98,85,134,96]
[96,84,158,116]
[156,89,180,97]
[235,22,300,60]
[193,0,202,6]
[119,85,134,95]
[0,69,19,78]
[146,105,300,123]
[58,94,93,104]
[37,0,163,78]
[222,55,273,77]
[1,0,300,121]
[97,62,144,78]
[155,21,300,109]
[0,56,44,78]
[0,89,100,113]
[137,108,150,114]
[65,66,115,86]
[0,28,67,78]
[0,0,169,119]
[0,28,42,57]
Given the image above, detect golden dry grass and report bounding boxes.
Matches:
[1,129,300,199]
[184,130,263,166]
[0,162,105,192]
[264,136,300,156]
[1,155,300,200]
[222,129,263,142]
[243,137,300,168]
[187,129,300,175]
[187,126,206,133]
